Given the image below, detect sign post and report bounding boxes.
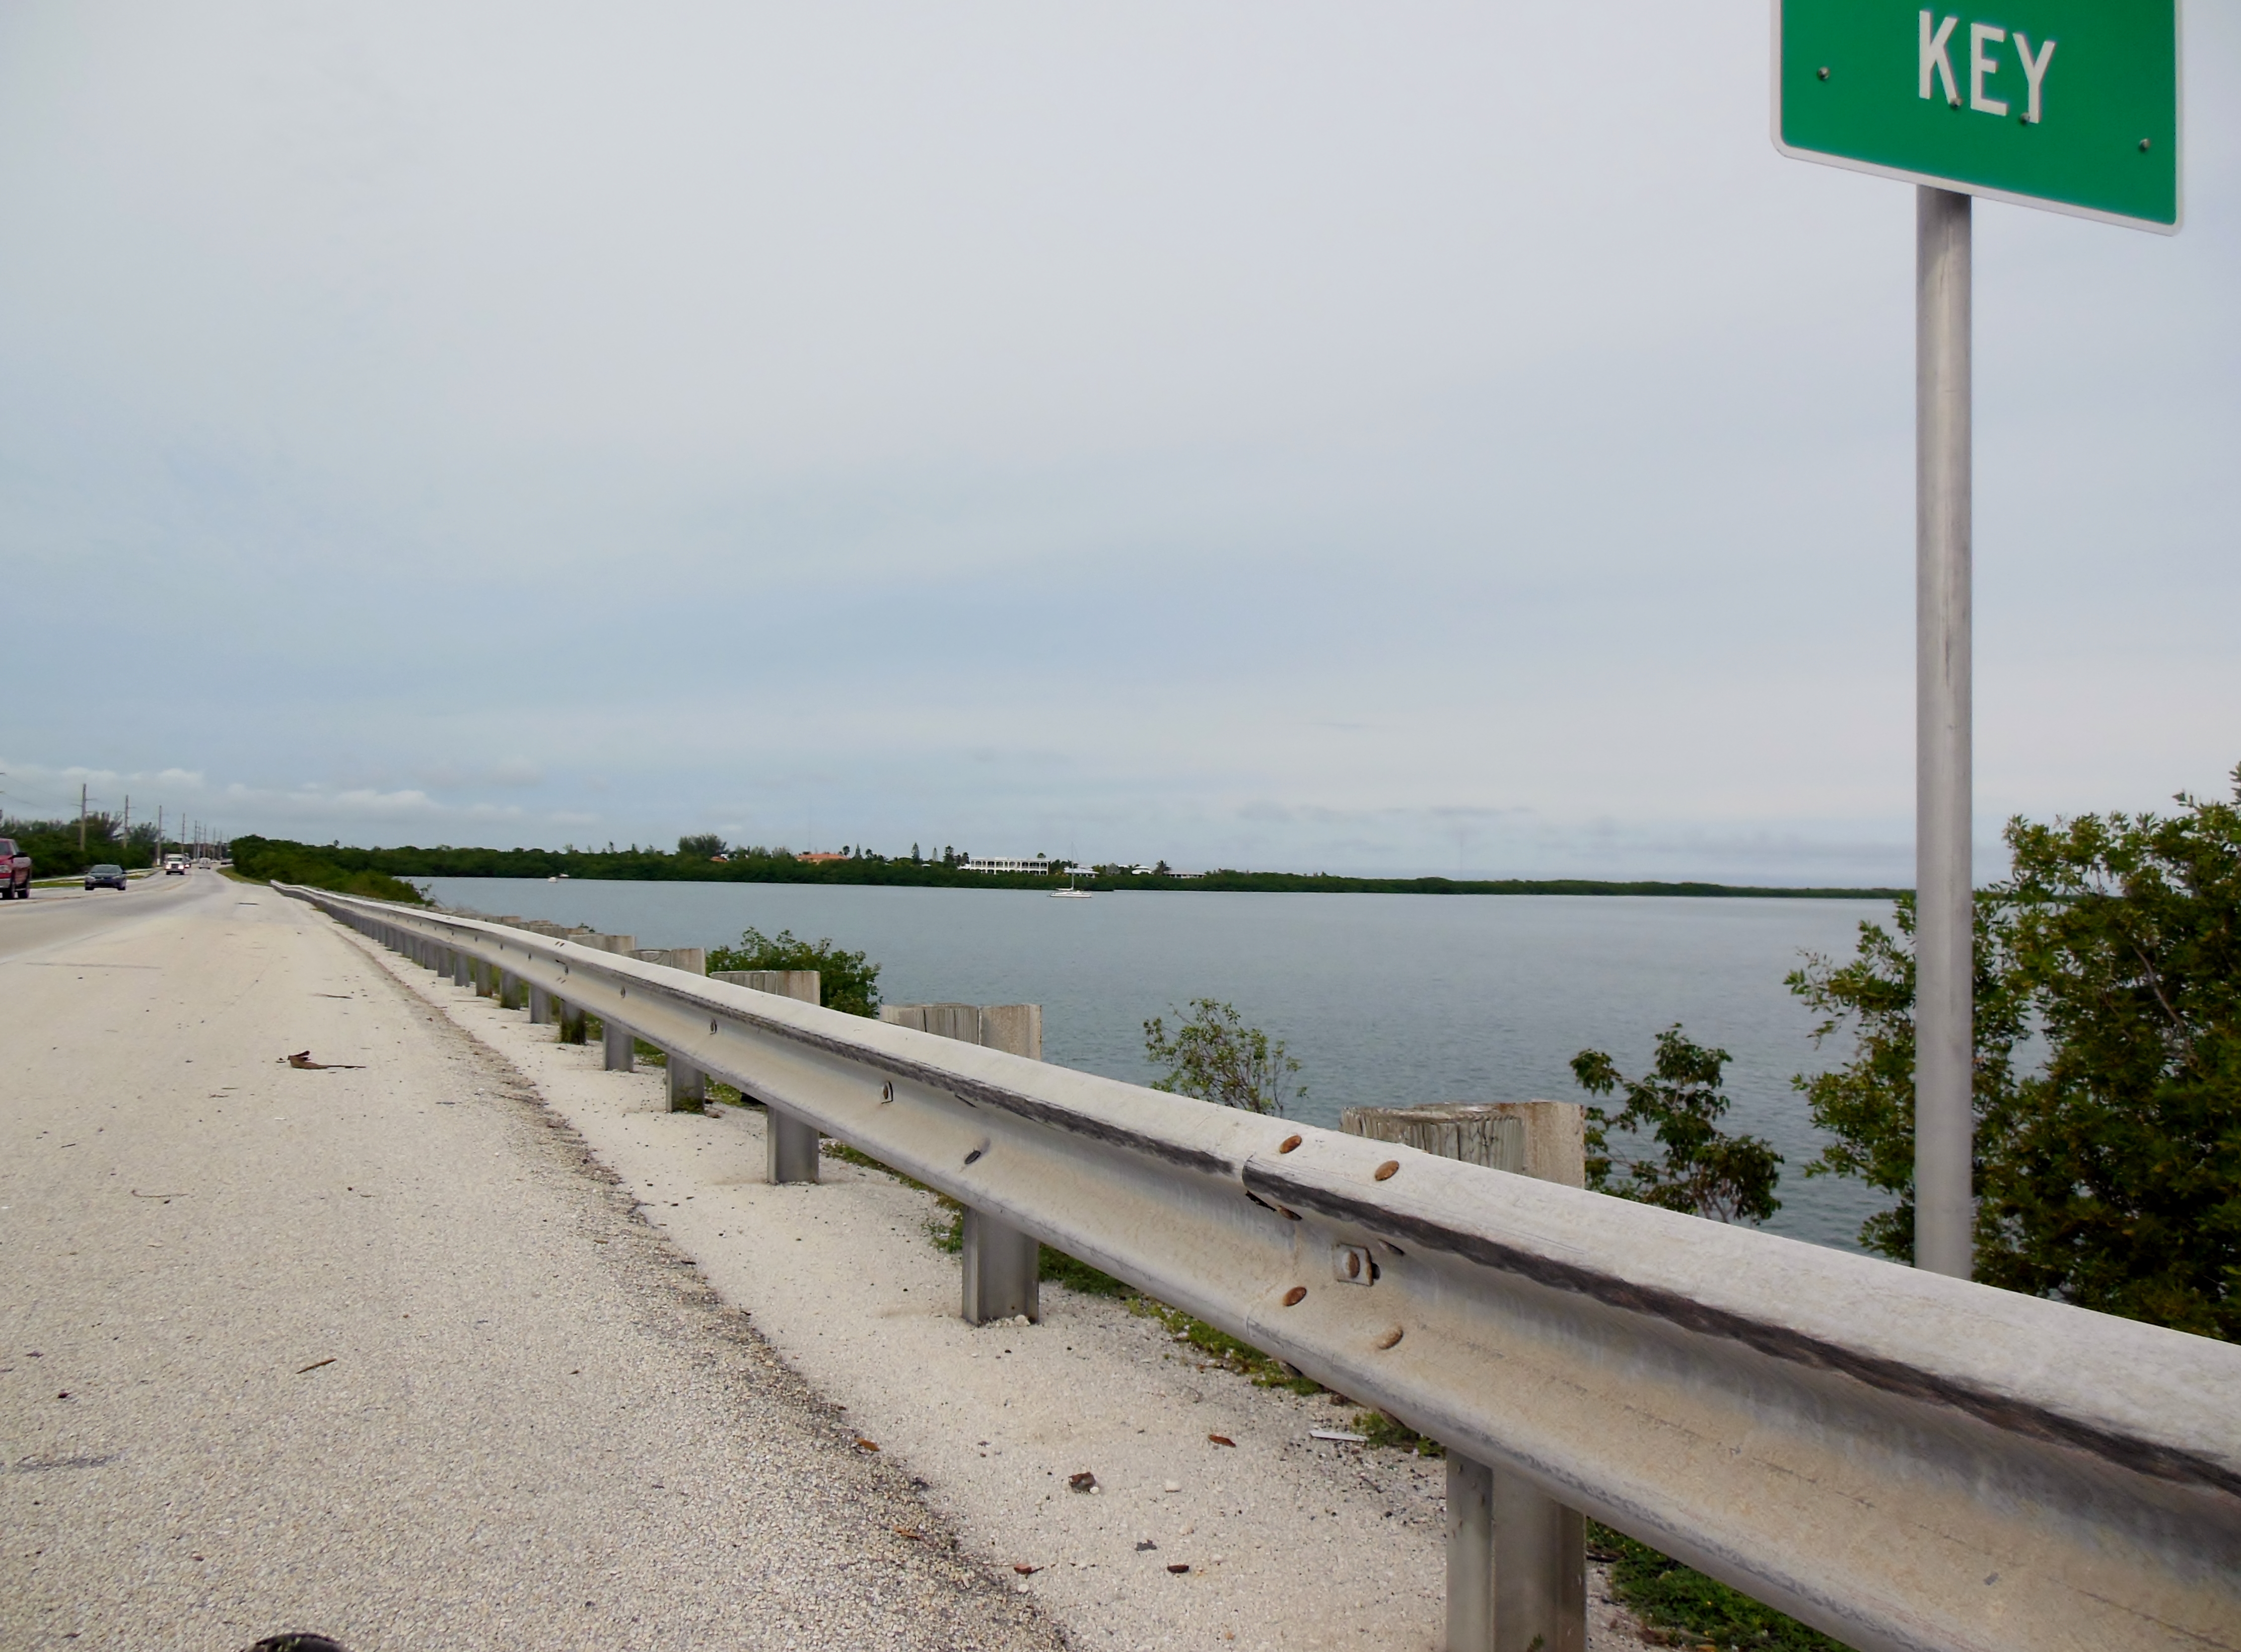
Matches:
[1773,0,2179,1279]
[1915,183,1973,1280]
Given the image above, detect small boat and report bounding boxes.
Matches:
[1050,874,1093,899]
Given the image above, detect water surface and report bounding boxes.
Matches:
[421,878,1894,1252]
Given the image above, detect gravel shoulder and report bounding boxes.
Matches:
[0,880,1062,1652]
[334,908,1662,1652]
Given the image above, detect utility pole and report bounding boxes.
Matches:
[80,783,87,852]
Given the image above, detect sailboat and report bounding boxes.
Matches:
[1050,869,1093,899]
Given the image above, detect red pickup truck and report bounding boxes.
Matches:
[0,837,29,898]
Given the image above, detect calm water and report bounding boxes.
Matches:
[421,878,1895,1252]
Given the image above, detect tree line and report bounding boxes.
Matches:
[222,831,1902,899]
[0,814,165,878]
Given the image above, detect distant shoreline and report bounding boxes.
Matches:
[413,867,1907,900]
[232,837,1906,901]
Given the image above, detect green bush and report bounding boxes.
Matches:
[228,835,425,903]
[1142,998,1305,1117]
[1791,768,2241,1338]
[1572,1027,1783,1224]
[707,926,881,1016]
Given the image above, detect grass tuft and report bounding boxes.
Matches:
[1350,1410,1443,1455]
[1586,1523,1852,1652]
[1130,1298,1321,1393]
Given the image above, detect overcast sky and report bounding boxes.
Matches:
[2,1,2234,882]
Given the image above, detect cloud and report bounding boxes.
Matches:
[317,788,440,816]
[0,1,2233,880]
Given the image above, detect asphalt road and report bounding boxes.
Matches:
[0,876,1063,1652]
[0,867,204,964]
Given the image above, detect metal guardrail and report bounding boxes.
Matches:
[283,886,2241,1652]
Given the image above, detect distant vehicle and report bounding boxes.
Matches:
[0,836,28,898]
[165,855,187,875]
[84,863,128,891]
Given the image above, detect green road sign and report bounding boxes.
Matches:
[1775,0,2180,231]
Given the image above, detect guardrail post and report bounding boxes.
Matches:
[498,969,523,1010]
[713,971,825,1158]
[966,1004,1042,1322]
[767,1107,820,1184]
[884,1000,1046,1322]
[961,1207,1038,1324]
[559,1000,587,1043]
[528,985,552,1025]
[603,1020,635,1072]
[630,950,710,1111]
[1488,1467,1584,1652]
[1447,1454,1495,1652]
[451,950,470,989]
[1347,1102,1587,1652]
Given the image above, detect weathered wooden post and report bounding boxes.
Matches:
[880,1002,978,1041]
[1342,1101,1588,1652]
[712,968,820,1000]
[978,1003,1042,1059]
[882,1001,1045,1322]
